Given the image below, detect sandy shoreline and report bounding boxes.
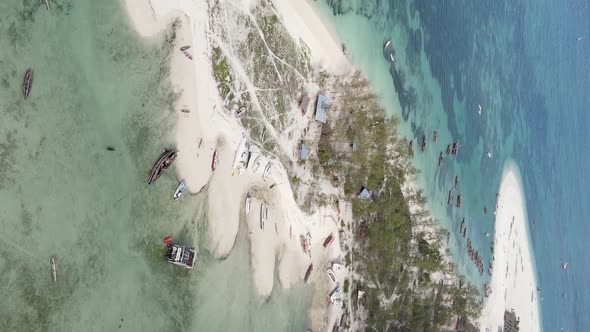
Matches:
[479,161,541,332]
[125,0,351,330]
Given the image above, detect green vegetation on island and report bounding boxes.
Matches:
[313,73,482,331]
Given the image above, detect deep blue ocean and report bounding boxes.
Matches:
[318,0,590,330]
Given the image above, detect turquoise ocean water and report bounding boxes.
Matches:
[0,1,310,330]
[319,0,590,330]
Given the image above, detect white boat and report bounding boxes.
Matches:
[50,256,57,286]
[562,262,568,270]
[259,203,265,229]
[232,137,251,175]
[252,155,261,172]
[262,162,271,181]
[165,244,197,269]
[173,180,186,200]
[327,269,336,283]
[245,193,251,215]
[384,40,391,49]
[389,53,395,62]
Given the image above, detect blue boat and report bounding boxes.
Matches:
[173,180,186,200]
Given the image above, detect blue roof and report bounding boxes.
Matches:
[300,143,310,161]
[315,94,330,123]
[358,187,371,200]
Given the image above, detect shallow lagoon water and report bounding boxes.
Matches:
[0,1,310,330]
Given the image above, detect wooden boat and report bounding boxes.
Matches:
[259,203,265,230]
[245,193,251,215]
[433,130,438,142]
[447,190,453,205]
[183,51,193,60]
[456,194,462,208]
[23,68,33,99]
[165,243,197,270]
[421,135,426,152]
[50,256,57,286]
[180,45,191,51]
[173,180,186,200]
[252,155,261,172]
[211,150,219,171]
[454,176,459,188]
[262,162,271,181]
[147,149,177,185]
[438,152,444,167]
[323,233,334,247]
[304,263,313,283]
[446,144,451,155]
[408,140,414,157]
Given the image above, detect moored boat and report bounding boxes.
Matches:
[323,233,334,247]
[252,155,261,172]
[165,243,197,269]
[173,180,186,200]
[211,150,219,171]
[232,137,251,174]
[408,140,414,157]
[147,149,177,185]
[259,203,266,229]
[245,193,251,215]
[456,194,462,208]
[438,152,444,167]
[50,256,57,286]
[421,135,426,152]
[304,263,313,283]
[262,162,271,181]
[447,190,453,205]
[180,45,191,51]
[23,68,33,99]
[433,130,438,142]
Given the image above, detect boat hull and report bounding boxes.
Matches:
[23,68,33,100]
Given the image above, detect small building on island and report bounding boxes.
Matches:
[299,141,310,161]
[315,93,330,124]
[299,94,310,115]
[357,187,371,200]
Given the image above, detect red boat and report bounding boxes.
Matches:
[304,263,313,283]
[23,68,33,99]
[211,150,219,171]
[323,233,334,247]
[164,236,173,245]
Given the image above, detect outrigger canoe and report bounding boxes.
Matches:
[23,68,33,99]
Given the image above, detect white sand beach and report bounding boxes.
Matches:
[125,0,353,330]
[479,162,541,332]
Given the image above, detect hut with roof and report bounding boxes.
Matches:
[314,93,330,124]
